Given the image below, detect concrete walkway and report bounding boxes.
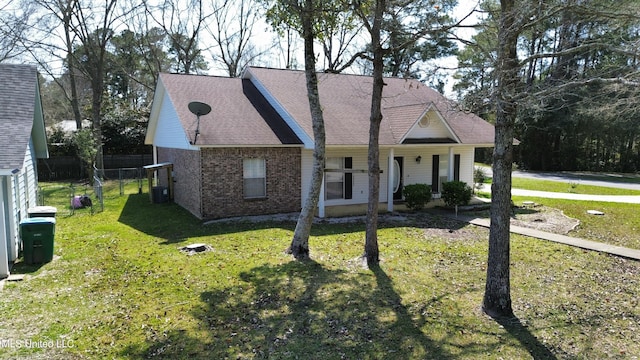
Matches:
[466,181,640,259]
[454,214,640,261]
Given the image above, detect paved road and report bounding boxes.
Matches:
[511,170,640,191]
[475,165,640,203]
[477,184,640,204]
[476,165,640,191]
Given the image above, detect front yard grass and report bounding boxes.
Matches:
[0,181,638,359]
[512,195,640,250]
[511,178,640,195]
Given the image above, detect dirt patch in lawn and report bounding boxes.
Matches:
[467,205,580,235]
[510,206,580,234]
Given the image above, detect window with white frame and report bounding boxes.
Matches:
[243,158,266,198]
[325,157,344,200]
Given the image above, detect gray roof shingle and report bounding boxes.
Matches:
[155,68,495,148]
[159,73,302,146]
[0,64,39,171]
[247,67,495,146]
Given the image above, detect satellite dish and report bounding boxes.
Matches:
[188,101,212,116]
[187,101,211,144]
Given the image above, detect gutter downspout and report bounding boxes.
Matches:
[0,177,10,278]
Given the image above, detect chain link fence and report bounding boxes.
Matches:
[38,167,146,215]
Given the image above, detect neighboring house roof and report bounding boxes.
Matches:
[0,64,48,175]
[48,119,91,135]
[244,67,495,147]
[145,73,301,147]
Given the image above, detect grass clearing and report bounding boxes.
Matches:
[511,178,640,195]
[511,196,640,250]
[0,181,638,359]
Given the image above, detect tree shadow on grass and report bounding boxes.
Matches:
[119,260,478,359]
[117,193,470,243]
[490,315,557,360]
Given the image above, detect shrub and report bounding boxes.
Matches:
[403,184,432,211]
[473,167,488,193]
[474,167,487,185]
[441,181,472,208]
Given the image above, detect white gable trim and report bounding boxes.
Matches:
[145,77,165,145]
[243,69,313,149]
[147,78,196,150]
[400,105,461,144]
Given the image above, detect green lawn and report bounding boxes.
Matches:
[511,195,640,250]
[0,181,638,359]
[477,174,640,249]
[511,178,640,195]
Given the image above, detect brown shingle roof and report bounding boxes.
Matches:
[159,73,301,146]
[247,67,495,146]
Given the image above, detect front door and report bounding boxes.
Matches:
[393,157,404,200]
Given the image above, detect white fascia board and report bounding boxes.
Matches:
[145,78,165,145]
[194,144,303,149]
[243,69,314,149]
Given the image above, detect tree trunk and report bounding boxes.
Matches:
[363,0,386,267]
[287,0,326,260]
[62,3,82,130]
[482,0,518,319]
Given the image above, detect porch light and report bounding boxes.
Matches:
[187,101,212,145]
[415,155,422,164]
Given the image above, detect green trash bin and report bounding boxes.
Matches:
[20,217,56,264]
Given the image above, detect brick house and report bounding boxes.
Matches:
[145,67,495,220]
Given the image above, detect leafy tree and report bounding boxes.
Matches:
[206,0,268,77]
[46,126,75,156]
[101,100,150,155]
[0,0,32,62]
[352,0,457,266]
[383,11,457,78]
[265,0,364,73]
[456,0,640,172]
[109,28,172,106]
[72,128,98,179]
[263,0,329,260]
[143,0,210,74]
[482,0,519,319]
[461,0,640,319]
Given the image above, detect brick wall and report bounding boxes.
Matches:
[200,147,301,219]
[157,147,202,218]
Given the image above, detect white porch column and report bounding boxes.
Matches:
[387,148,395,212]
[318,173,325,218]
[448,146,455,181]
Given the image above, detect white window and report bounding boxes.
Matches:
[325,157,344,200]
[243,158,266,198]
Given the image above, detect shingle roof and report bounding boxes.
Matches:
[246,67,495,146]
[0,64,39,171]
[158,73,301,146]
